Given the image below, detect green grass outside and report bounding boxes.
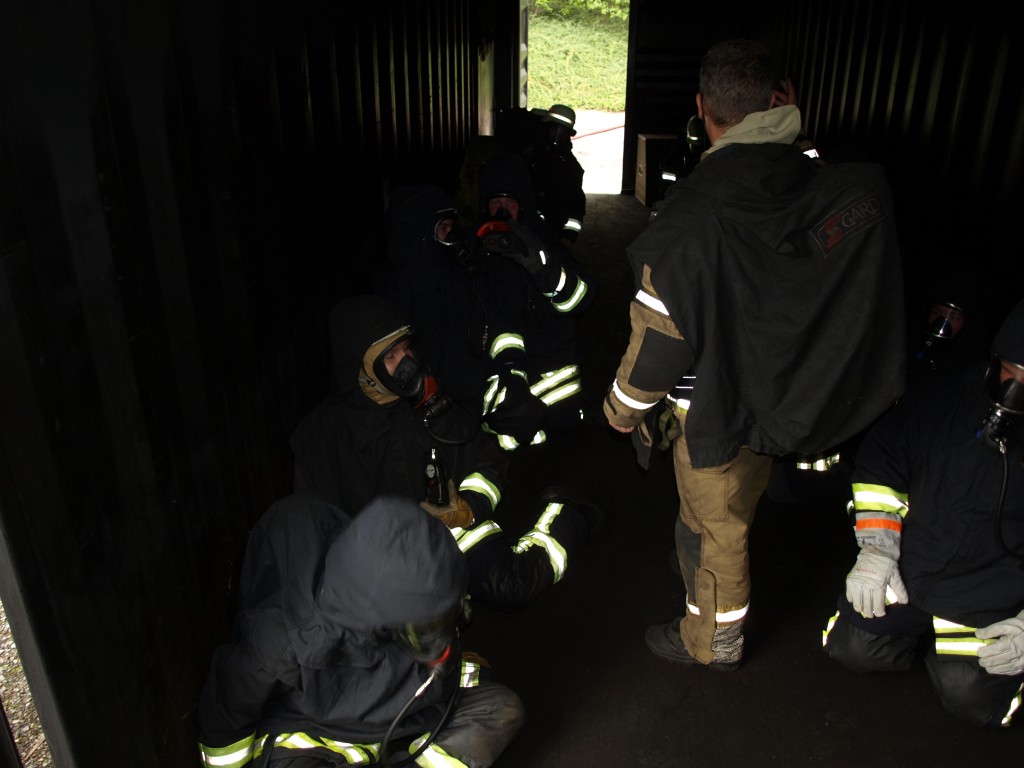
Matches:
[527,10,628,112]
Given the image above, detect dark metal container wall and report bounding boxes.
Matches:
[0,2,516,766]
[771,0,1023,306]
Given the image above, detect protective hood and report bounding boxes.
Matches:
[329,295,411,399]
[993,299,1024,365]
[385,184,458,266]
[478,151,538,215]
[319,495,467,632]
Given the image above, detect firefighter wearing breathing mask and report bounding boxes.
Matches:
[289,294,597,614]
[197,494,524,768]
[823,298,1024,728]
[474,152,597,451]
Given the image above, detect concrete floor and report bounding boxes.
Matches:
[469,190,1024,767]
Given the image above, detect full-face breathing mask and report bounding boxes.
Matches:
[978,357,1024,450]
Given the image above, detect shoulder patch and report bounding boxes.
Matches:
[812,192,885,255]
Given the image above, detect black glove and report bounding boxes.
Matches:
[484,372,546,446]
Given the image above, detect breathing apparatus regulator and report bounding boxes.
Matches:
[433,208,484,275]
[380,596,472,767]
[916,301,965,371]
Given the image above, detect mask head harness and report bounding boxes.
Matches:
[978,300,1024,451]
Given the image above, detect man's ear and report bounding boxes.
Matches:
[695,92,704,120]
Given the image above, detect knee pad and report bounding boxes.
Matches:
[925,652,1024,728]
[825,616,919,674]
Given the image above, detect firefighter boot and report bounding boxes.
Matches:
[645,617,742,671]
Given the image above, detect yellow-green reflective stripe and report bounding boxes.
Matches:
[408,738,467,767]
[455,521,503,553]
[200,733,255,768]
[460,660,481,687]
[496,434,519,451]
[933,617,982,656]
[542,267,568,297]
[822,611,840,647]
[459,474,500,509]
[552,278,588,312]
[539,379,582,406]
[514,527,568,582]
[851,483,909,515]
[1002,686,1022,726]
[530,366,579,395]
[489,333,524,358]
[685,599,747,623]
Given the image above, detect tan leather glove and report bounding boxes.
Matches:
[420,480,475,529]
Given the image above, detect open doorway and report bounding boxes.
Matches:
[526,1,628,193]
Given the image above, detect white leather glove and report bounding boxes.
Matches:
[845,550,909,618]
[976,610,1024,676]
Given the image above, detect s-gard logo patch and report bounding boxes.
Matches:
[812,192,884,254]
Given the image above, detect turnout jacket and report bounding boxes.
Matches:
[197,494,467,766]
[605,106,905,468]
[851,363,1024,628]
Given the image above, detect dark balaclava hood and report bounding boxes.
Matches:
[319,495,467,632]
[385,184,459,266]
[478,152,537,218]
[992,299,1024,366]
[329,295,411,403]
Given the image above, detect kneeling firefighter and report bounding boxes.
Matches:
[289,294,599,613]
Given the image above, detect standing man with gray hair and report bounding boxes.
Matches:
[603,39,905,669]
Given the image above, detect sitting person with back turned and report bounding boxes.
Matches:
[823,298,1024,728]
[289,294,598,614]
[197,493,525,767]
[603,38,905,670]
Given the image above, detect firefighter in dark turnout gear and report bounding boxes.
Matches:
[823,298,1024,728]
[474,152,597,450]
[197,494,525,767]
[524,104,587,250]
[289,294,596,613]
[603,39,905,670]
[375,183,497,413]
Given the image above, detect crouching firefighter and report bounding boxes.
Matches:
[197,494,525,767]
[289,294,599,613]
[474,152,597,450]
[823,298,1024,728]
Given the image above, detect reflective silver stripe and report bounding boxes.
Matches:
[489,332,525,358]
[454,521,503,552]
[661,171,677,182]
[537,249,548,267]
[796,453,841,472]
[804,147,820,159]
[635,289,669,315]
[564,218,582,233]
[686,599,749,623]
[552,276,588,311]
[542,267,568,297]
[611,380,659,411]
[460,473,500,510]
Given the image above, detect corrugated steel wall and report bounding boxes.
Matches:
[771,0,1024,307]
[0,2,508,765]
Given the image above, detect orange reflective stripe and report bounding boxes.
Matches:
[855,519,902,531]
